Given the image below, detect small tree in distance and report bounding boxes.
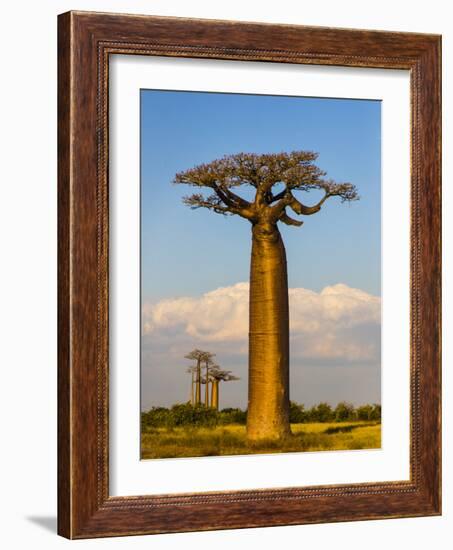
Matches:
[356,404,374,421]
[309,402,334,423]
[186,365,197,404]
[334,401,356,422]
[289,401,308,423]
[184,349,212,405]
[209,368,240,410]
[203,352,216,406]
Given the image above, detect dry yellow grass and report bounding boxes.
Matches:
[141,421,381,459]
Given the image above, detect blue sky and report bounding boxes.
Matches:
[141,90,381,302]
[140,89,381,409]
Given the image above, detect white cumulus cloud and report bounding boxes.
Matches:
[142,282,381,362]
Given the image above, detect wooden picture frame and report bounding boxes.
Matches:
[58,10,441,539]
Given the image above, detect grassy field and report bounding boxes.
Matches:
[141,421,381,459]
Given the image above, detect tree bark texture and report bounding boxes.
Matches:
[211,380,219,410]
[205,363,210,406]
[247,224,291,441]
[195,362,201,405]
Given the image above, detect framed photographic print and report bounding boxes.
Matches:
[58,11,441,539]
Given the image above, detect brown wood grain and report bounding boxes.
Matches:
[57,11,71,538]
[57,10,441,539]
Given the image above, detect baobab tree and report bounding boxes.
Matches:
[186,365,197,404]
[184,349,215,406]
[184,349,205,405]
[175,151,358,441]
[209,367,240,410]
[198,360,217,406]
[203,352,216,406]
[200,366,240,410]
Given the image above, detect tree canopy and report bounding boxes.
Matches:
[174,151,359,227]
[184,349,215,363]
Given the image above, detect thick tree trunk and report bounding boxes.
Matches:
[195,361,201,405]
[247,223,291,441]
[205,363,210,406]
[211,380,219,410]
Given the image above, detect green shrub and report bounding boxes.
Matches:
[334,401,356,422]
[141,406,170,429]
[218,407,247,425]
[141,403,218,428]
[171,403,218,427]
[370,403,382,421]
[356,404,373,421]
[289,401,308,423]
[309,402,334,422]
[141,401,381,429]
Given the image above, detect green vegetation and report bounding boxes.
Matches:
[141,404,246,430]
[141,402,381,459]
[141,422,381,459]
[141,401,381,430]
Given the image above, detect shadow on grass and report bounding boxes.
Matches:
[323,422,377,435]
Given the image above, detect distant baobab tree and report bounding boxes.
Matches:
[198,360,217,406]
[208,367,240,410]
[199,366,239,410]
[184,349,208,405]
[186,365,197,404]
[184,349,215,406]
[202,352,216,406]
[175,151,358,441]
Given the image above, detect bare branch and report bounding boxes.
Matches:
[182,193,233,215]
[270,179,358,223]
[287,193,327,216]
[211,183,251,210]
[269,189,287,203]
[279,211,304,227]
[317,179,359,202]
[183,192,256,220]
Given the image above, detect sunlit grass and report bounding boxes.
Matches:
[141,421,381,459]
